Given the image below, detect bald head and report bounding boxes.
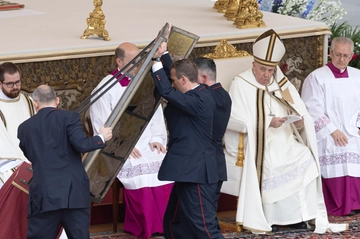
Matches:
[32,85,59,110]
[115,42,140,69]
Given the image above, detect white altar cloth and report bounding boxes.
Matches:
[0,0,330,62]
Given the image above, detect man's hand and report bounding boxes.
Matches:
[154,42,167,59]
[150,142,167,154]
[293,118,304,128]
[270,117,286,128]
[99,125,112,141]
[153,23,172,59]
[331,129,348,147]
[130,147,142,159]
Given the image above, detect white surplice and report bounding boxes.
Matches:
[301,65,360,179]
[223,67,347,233]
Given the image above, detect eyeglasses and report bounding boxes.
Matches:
[1,79,22,88]
[332,52,352,59]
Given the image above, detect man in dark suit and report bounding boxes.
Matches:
[17,85,112,239]
[194,57,232,212]
[151,40,224,238]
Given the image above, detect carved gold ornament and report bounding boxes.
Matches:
[213,0,266,29]
[203,39,250,59]
[81,0,110,41]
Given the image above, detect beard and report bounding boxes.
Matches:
[2,88,20,99]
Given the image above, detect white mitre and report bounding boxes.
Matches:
[252,29,294,103]
[252,29,285,67]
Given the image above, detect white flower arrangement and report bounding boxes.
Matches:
[257,0,346,26]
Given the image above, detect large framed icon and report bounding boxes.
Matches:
[79,23,199,202]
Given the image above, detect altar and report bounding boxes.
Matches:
[0,0,330,111]
[1,0,331,226]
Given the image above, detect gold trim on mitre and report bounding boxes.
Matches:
[252,29,285,67]
[253,56,279,67]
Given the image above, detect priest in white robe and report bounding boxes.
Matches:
[0,62,35,187]
[302,37,360,216]
[223,29,347,234]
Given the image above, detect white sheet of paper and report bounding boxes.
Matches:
[284,115,303,124]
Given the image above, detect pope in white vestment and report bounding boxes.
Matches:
[222,29,347,234]
[302,37,360,216]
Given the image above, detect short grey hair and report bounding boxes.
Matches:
[331,37,354,52]
[32,85,57,104]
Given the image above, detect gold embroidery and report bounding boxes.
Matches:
[255,89,265,190]
[0,110,6,128]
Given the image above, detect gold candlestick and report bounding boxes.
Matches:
[81,0,110,41]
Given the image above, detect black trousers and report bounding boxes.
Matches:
[27,207,90,239]
[163,181,224,239]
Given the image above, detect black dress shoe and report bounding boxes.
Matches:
[271,225,279,232]
[288,222,307,229]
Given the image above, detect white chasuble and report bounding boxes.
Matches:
[224,67,347,233]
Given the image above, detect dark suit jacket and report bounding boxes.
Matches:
[151,68,218,184]
[17,107,105,215]
[209,83,232,182]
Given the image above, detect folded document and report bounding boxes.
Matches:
[284,115,303,124]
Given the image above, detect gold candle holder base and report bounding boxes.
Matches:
[81,0,110,41]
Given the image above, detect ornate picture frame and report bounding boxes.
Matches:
[82,23,199,202]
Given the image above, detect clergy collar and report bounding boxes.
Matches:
[326,62,349,78]
[111,68,131,87]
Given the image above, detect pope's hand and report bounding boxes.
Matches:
[270,117,286,128]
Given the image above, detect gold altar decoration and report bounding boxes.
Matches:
[233,0,266,29]
[213,0,229,13]
[213,0,266,29]
[224,0,240,21]
[204,39,250,59]
[81,0,110,41]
